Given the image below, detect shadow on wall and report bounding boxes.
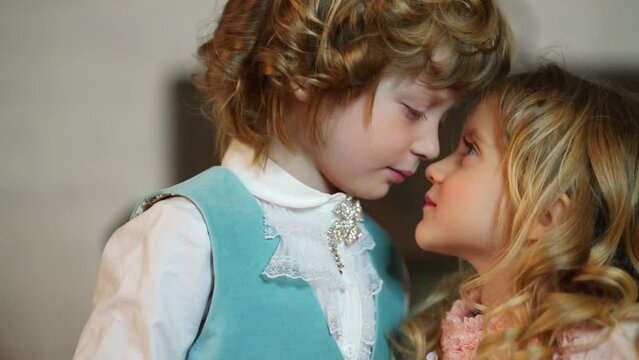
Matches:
[170,80,218,183]
[169,69,639,305]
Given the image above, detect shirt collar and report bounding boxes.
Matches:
[221,140,347,209]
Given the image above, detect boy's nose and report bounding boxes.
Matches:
[412,131,440,160]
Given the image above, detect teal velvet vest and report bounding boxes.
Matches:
[133,167,406,359]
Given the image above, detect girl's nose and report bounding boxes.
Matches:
[425,159,446,184]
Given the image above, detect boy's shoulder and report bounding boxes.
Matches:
[133,166,251,216]
[362,214,392,246]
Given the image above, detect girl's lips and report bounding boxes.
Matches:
[425,195,437,207]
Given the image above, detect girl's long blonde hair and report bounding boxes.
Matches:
[196,0,510,162]
[396,64,639,359]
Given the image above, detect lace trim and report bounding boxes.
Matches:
[263,217,279,240]
[362,261,383,297]
[257,200,382,360]
[261,254,304,279]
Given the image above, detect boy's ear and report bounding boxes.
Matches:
[289,79,309,102]
[529,193,571,241]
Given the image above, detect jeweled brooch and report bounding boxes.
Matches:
[327,196,363,274]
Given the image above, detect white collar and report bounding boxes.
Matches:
[221,140,347,209]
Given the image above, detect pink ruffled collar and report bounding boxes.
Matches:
[439,296,511,360]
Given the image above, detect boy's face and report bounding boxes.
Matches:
[415,97,507,273]
[307,73,456,200]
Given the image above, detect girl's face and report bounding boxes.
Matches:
[415,97,507,273]
[307,74,456,199]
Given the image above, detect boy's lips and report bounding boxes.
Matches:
[387,167,414,183]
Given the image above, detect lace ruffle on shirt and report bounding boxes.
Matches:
[258,199,382,360]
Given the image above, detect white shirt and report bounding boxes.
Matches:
[74,140,382,360]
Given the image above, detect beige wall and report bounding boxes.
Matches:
[0,1,221,359]
[1,1,638,359]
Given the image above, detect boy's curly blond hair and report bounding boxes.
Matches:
[196,0,511,162]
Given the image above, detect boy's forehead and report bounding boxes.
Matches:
[390,74,457,101]
[430,45,453,66]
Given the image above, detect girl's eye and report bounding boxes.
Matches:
[402,104,428,121]
[462,137,477,156]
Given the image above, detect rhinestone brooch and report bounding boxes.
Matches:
[327,196,363,274]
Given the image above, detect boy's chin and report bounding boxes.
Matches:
[347,184,390,200]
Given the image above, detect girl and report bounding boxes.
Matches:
[396,64,639,359]
[74,1,510,359]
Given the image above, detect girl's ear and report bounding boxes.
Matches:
[289,79,309,102]
[529,193,571,240]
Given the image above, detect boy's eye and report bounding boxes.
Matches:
[462,137,477,156]
[402,104,427,121]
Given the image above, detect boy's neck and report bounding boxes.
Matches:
[268,139,336,194]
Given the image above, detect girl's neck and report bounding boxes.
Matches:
[479,280,509,307]
[268,139,336,194]
[477,265,513,307]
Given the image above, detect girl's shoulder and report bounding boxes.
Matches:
[556,316,639,360]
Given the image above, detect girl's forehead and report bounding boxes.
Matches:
[463,97,502,148]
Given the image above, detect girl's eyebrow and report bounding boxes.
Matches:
[463,127,494,148]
